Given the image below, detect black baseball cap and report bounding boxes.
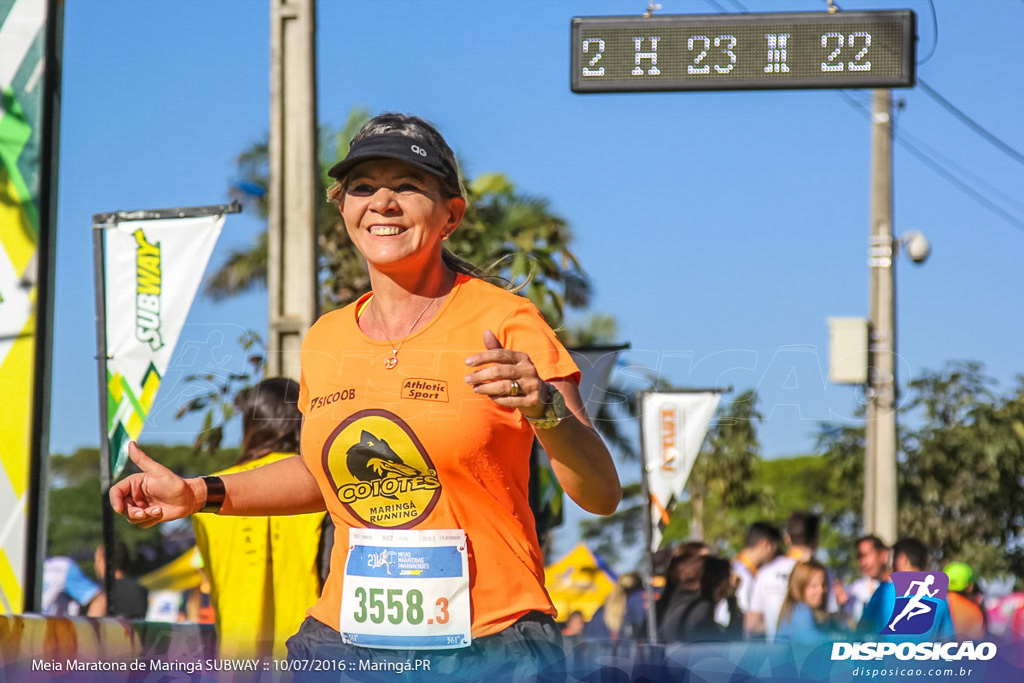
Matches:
[327,134,460,192]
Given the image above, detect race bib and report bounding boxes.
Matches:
[339,528,471,649]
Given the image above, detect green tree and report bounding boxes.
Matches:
[815,417,867,574]
[899,362,1024,577]
[563,314,638,567]
[817,360,1024,578]
[207,108,371,307]
[579,386,767,567]
[751,455,859,576]
[174,329,265,456]
[453,173,590,326]
[665,389,766,552]
[578,481,645,567]
[48,445,237,574]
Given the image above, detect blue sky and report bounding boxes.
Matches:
[50,1,1023,541]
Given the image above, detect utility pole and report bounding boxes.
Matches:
[865,89,898,545]
[267,0,319,380]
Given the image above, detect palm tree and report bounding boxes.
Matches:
[454,172,591,326]
[207,107,590,326]
[206,107,370,307]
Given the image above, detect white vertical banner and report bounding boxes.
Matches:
[100,214,225,478]
[641,391,720,550]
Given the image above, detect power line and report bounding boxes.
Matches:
[895,135,1024,233]
[918,78,1024,169]
[699,1,1024,230]
[917,0,939,65]
[837,91,1024,233]
[893,118,1024,215]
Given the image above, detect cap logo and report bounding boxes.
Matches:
[410,144,428,157]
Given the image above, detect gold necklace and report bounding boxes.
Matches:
[369,295,435,370]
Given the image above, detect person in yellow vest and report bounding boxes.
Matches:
[192,377,327,659]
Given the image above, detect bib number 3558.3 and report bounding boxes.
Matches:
[340,529,470,650]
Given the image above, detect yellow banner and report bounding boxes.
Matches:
[0,0,52,615]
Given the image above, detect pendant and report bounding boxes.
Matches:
[384,354,398,370]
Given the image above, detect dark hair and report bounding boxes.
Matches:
[786,511,820,547]
[235,377,302,464]
[669,555,706,593]
[656,554,731,622]
[745,521,783,548]
[856,534,888,553]
[656,541,711,612]
[699,556,733,599]
[892,537,929,571]
[673,540,710,560]
[96,540,132,574]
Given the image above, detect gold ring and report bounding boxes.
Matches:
[509,379,522,397]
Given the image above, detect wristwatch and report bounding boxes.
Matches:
[524,382,569,430]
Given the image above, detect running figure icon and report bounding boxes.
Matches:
[887,574,937,631]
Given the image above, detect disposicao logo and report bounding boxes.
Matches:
[886,571,948,635]
[830,570,998,664]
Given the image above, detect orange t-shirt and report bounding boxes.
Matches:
[947,591,986,641]
[298,274,580,638]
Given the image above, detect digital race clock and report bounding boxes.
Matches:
[571,11,916,93]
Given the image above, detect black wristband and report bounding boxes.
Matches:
[200,475,226,513]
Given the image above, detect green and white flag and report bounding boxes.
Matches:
[100,214,224,478]
[0,0,58,615]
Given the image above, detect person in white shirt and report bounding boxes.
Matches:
[41,556,100,616]
[732,521,783,615]
[746,512,825,640]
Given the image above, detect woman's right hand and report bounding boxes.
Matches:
[108,442,204,529]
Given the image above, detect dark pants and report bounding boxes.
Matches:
[285,612,566,682]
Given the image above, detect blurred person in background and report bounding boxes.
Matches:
[90,542,148,619]
[858,537,954,641]
[657,555,742,643]
[944,561,986,641]
[730,522,782,624]
[747,512,842,639]
[845,535,890,625]
[654,541,710,613]
[583,572,646,641]
[776,560,844,644]
[192,377,327,659]
[41,556,100,617]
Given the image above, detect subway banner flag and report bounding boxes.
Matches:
[0,0,56,615]
[99,215,224,478]
[641,391,720,550]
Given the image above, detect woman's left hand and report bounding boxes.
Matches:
[464,329,546,420]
